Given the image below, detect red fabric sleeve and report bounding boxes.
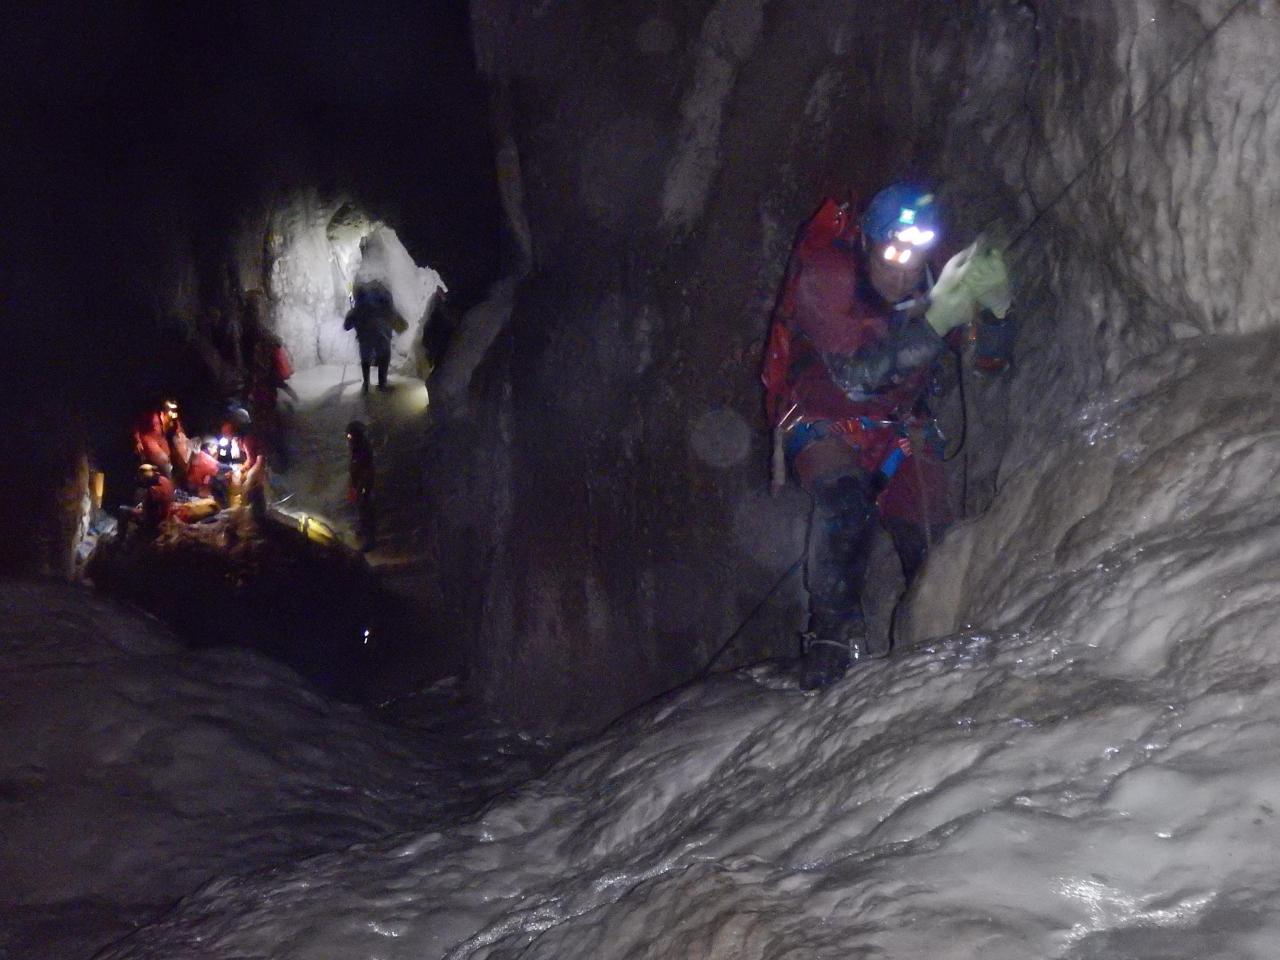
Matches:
[274,345,293,382]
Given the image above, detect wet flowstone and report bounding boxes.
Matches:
[8,0,1280,955]
[0,581,562,960]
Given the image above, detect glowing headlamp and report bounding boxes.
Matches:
[895,224,936,247]
[216,436,243,462]
[886,200,938,251]
[882,245,914,264]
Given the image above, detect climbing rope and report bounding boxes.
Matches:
[1002,0,1255,253]
[949,0,1253,463]
[699,554,804,677]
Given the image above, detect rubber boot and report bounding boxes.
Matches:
[797,470,877,690]
[360,362,371,396]
[798,613,864,690]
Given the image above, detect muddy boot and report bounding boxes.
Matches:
[797,616,865,690]
[799,636,850,690]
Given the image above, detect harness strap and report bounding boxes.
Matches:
[787,409,943,484]
[857,416,911,481]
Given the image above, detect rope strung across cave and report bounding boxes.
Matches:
[699,555,805,677]
[946,0,1254,468]
[1003,0,1254,253]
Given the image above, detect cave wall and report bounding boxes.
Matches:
[8,0,1275,734]
[443,0,1010,731]
[434,0,1280,731]
[979,0,1280,477]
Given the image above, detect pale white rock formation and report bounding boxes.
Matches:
[266,193,443,377]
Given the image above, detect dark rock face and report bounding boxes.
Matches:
[426,0,1280,731]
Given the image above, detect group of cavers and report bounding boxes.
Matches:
[127,289,294,538]
[126,287,381,551]
[763,183,1016,689]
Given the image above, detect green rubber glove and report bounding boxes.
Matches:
[926,243,1012,335]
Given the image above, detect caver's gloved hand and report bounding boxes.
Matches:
[925,242,1012,335]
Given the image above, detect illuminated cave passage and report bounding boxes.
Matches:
[266,195,444,380]
[262,193,440,558]
[6,1,1280,957]
[64,191,452,704]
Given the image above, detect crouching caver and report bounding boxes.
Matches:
[118,463,175,539]
[762,185,1014,690]
[133,398,192,483]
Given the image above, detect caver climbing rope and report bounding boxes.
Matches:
[699,0,1258,679]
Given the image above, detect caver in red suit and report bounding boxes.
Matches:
[762,187,960,689]
[132,403,193,487]
[131,466,175,535]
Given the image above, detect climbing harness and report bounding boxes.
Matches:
[861,416,911,483]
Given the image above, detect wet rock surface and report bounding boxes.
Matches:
[0,580,557,960]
